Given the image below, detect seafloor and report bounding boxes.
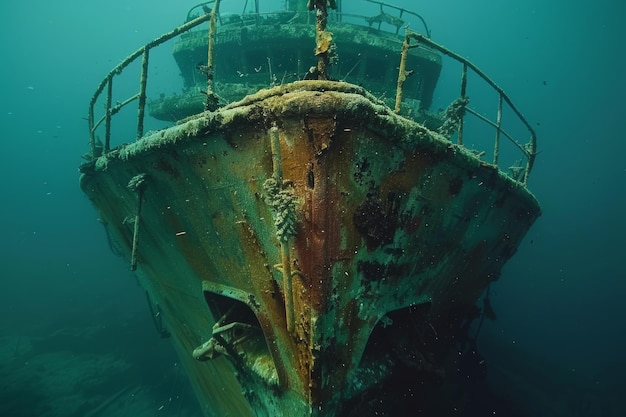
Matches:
[1,310,621,417]
[0,311,202,417]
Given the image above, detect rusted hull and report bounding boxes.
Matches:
[80,81,540,417]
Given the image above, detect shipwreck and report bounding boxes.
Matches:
[79,1,541,416]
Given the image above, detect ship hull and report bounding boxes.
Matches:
[80,81,540,416]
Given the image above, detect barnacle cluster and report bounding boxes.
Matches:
[437,96,470,139]
[127,173,147,191]
[94,154,109,171]
[263,177,298,242]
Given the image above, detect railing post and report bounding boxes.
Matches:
[88,103,95,158]
[87,13,212,158]
[523,133,536,184]
[104,75,113,153]
[204,0,220,111]
[137,47,150,140]
[394,31,411,113]
[457,63,467,145]
[493,94,503,166]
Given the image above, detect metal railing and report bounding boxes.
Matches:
[86,1,432,161]
[87,2,536,185]
[362,0,431,37]
[395,30,537,184]
[87,11,214,159]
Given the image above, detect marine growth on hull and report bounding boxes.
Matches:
[79,1,540,416]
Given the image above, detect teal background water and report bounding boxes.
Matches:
[1,1,624,415]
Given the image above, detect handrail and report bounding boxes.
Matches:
[86,3,431,161]
[395,29,537,184]
[186,1,216,23]
[87,12,213,159]
[364,0,431,37]
[87,3,535,186]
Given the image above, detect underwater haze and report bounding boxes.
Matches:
[1,0,624,416]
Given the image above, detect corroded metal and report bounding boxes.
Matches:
[127,173,147,271]
[80,2,541,416]
[88,12,212,153]
[266,125,297,332]
[80,80,540,417]
[400,30,537,182]
[164,9,441,117]
[394,32,411,113]
[310,0,337,80]
[137,48,149,140]
[458,63,467,145]
[204,0,220,111]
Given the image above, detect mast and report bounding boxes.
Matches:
[308,0,338,80]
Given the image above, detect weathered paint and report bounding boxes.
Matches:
[151,17,441,121]
[80,81,540,416]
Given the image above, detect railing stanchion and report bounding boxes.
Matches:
[400,32,537,183]
[137,47,150,140]
[493,94,502,166]
[104,76,113,154]
[205,0,220,111]
[523,133,536,185]
[88,12,212,159]
[394,31,410,113]
[86,5,536,184]
[458,63,467,146]
[88,103,95,157]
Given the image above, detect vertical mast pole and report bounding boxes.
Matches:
[309,0,338,80]
[205,0,221,110]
